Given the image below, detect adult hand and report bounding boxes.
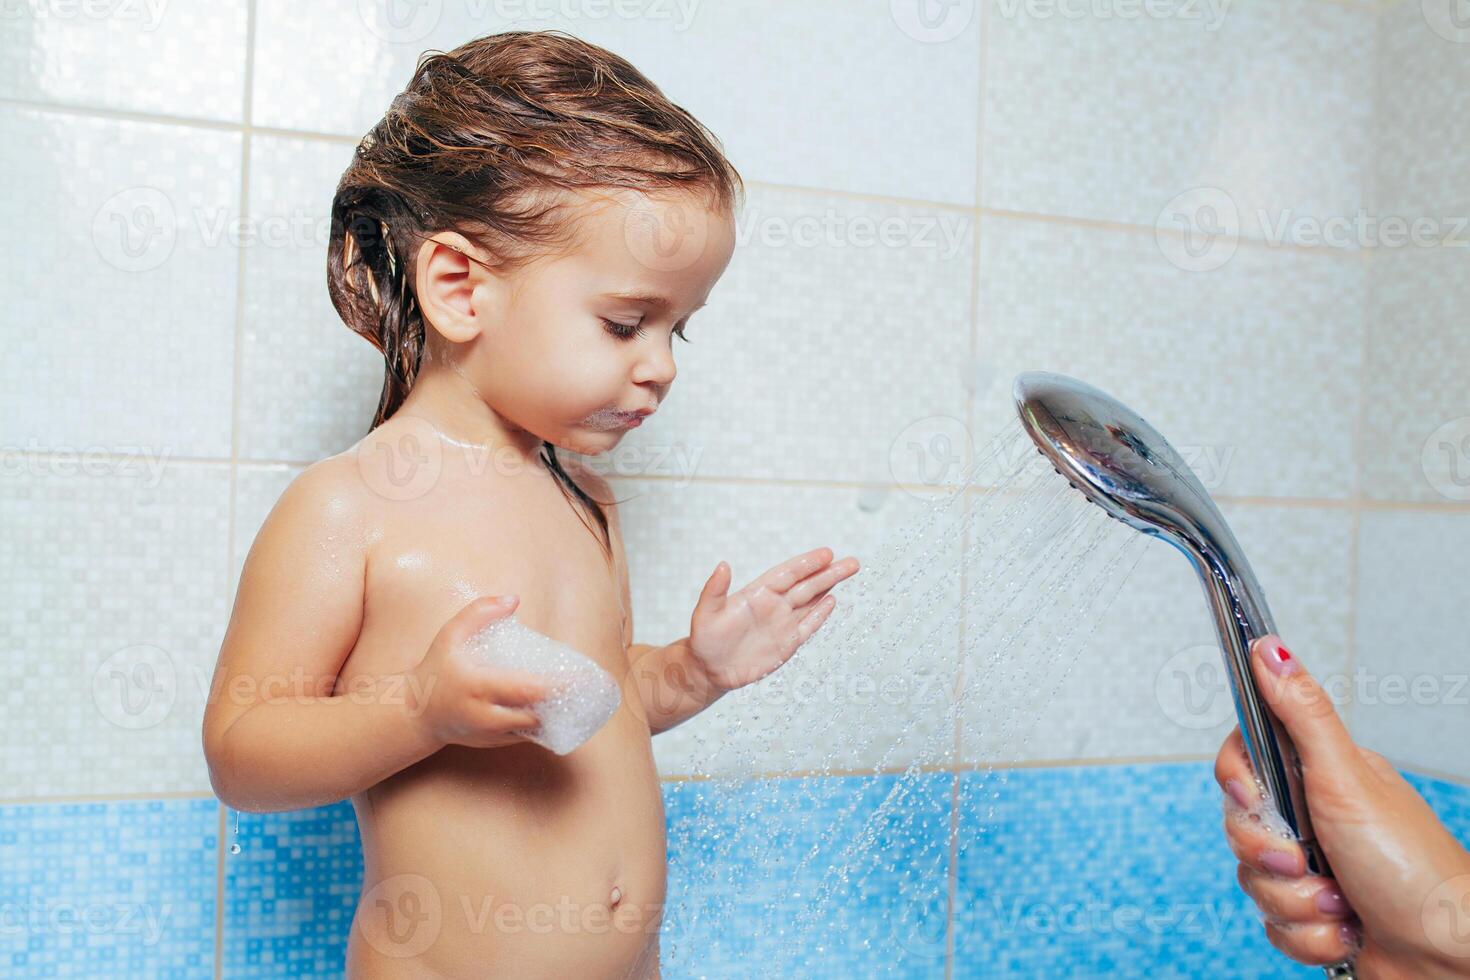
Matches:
[1214,635,1470,977]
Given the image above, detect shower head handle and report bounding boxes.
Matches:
[1013,372,1353,977]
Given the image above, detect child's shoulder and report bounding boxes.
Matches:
[262,449,380,546]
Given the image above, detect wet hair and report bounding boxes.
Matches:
[327,30,742,557]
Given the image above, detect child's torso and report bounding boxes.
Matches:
[340,451,665,979]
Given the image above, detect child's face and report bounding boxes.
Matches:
[447,187,737,457]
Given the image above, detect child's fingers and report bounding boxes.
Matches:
[791,594,837,648]
[785,556,859,607]
[1263,917,1361,968]
[757,546,835,592]
[1222,804,1308,877]
[471,668,551,707]
[470,701,540,734]
[1237,866,1354,924]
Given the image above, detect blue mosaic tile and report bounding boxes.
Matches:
[220,802,362,979]
[663,772,954,978]
[6,764,1468,977]
[952,761,1441,979]
[0,798,216,978]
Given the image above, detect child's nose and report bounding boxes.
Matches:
[633,347,676,388]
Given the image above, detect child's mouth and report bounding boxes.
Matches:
[582,408,646,430]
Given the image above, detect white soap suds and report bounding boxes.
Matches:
[1226,779,1300,841]
[463,616,621,755]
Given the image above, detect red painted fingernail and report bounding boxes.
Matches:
[1257,635,1298,677]
[1339,922,1361,949]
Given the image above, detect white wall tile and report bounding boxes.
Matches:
[0,0,248,121]
[1359,1,1470,505]
[231,464,302,597]
[970,214,1365,500]
[0,464,230,797]
[0,108,240,458]
[1354,510,1470,778]
[238,135,383,463]
[1361,246,1470,504]
[983,0,1375,245]
[1375,0,1470,222]
[615,184,974,487]
[962,500,1355,764]
[251,0,981,203]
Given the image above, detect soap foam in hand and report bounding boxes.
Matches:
[462,616,622,755]
[1224,778,1300,843]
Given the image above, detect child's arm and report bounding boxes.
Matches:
[627,638,724,735]
[202,457,547,813]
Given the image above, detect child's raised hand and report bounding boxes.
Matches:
[409,595,552,750]
[687,547,859,692]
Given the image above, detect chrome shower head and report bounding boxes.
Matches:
[1013,370,1353,978]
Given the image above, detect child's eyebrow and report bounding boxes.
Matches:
[602,292,708,314]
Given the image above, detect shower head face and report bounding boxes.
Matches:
[1012,371,1225,555]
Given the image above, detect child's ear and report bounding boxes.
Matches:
[414,232,501,345]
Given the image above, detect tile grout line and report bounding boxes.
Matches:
[12,447,1470,513]
[6,749,1466,805]
[1343,0,1387,745]
[0,95,1382,260]
[217,3,259,977]
[948,7,991,974]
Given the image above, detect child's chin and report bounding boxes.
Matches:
[562,430,620,456]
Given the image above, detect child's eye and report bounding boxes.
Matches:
[600,318,645,341]
[601,318,692,344]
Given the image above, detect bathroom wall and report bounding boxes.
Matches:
[2,0,1466,976]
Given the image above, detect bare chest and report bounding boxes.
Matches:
[347,477,630,682]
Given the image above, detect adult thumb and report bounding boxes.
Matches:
[1249,634,1362,782]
